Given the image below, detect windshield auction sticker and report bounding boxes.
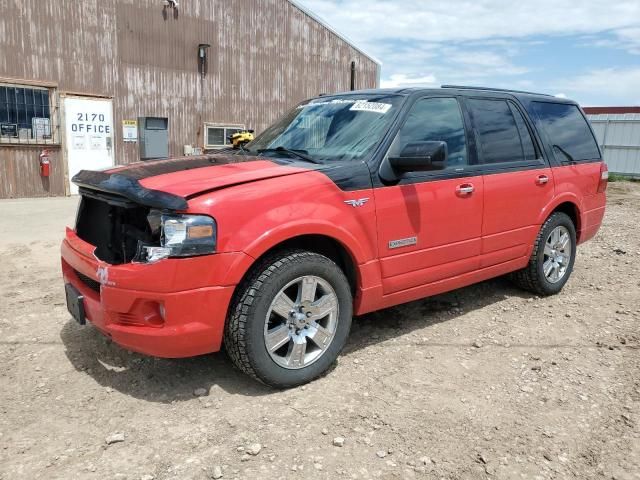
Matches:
[350,100,392,114]
[300,99,356,108]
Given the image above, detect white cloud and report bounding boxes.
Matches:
[554,67,640,105]
[447,50,530,75]
[579,27,640,54]
[612,27,640,54]
[554,93,568,98]
[296,0,640,103]
[300,0,640,45]
[370,42,530,87]
[381,74,438,88]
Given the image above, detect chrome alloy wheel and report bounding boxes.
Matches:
[264,275,339,369]
[543,225,572,284]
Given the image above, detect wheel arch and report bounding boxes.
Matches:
[551,201,581,240]
[539,195,583,242]
[241,234,360,295]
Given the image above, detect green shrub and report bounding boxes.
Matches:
[608,173,640,183]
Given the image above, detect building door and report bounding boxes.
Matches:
[63,97,114,194]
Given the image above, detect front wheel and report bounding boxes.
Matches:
[511,212,577,296]
[224,250,352,388]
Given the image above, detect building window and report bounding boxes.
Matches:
[0,83,58,145]
[204,123,245,148]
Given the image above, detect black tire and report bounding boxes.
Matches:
[511,212,577,296]
[224,250,352,388]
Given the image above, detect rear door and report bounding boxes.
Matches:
[374,96,483,296]
[465,97,554,267]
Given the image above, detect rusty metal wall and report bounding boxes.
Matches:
[0,0,379,198]
[0,146,66,198]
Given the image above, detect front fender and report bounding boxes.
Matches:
[243,219,370,265]
[188,171,378,285]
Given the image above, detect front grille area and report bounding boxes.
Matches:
[74,269,101,294]
[75,190,156,264]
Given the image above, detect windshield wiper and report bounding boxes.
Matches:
[257,146,320,164]
[553,144,576,164]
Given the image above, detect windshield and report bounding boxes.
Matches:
[245,94,404,163]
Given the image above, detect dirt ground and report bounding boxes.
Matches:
[0,183,639,480]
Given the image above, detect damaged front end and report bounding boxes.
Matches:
[73,169,217,265]
[75,188,157,265]
[75,189,217,265]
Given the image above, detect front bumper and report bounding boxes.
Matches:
[61,228,252,358]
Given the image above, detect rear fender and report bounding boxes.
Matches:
[537,193,583,235]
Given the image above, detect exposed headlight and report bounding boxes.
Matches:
[137,214,217,263]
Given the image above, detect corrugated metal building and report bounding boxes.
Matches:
[0,0,380,198]
[585,107,640,177]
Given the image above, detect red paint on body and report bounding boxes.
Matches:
[61,157,606,358]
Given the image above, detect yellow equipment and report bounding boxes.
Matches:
[229,129,255,149]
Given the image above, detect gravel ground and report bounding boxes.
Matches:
[0,183,638,480]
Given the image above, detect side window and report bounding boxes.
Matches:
[530,102,600,162]
[388,97,468,167]
[468,98,528,164]
[509,103,537,160]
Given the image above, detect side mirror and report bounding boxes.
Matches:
[380,141,447,183]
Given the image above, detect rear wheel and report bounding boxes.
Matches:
[224,250,352,388]
[511,212,577,296]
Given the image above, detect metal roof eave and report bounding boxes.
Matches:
[286,0,382,68]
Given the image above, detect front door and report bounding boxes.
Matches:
[64,97,114,194]
[464,97,555,267]
[374,97,484,296]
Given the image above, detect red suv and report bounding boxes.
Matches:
[61,86,607,387]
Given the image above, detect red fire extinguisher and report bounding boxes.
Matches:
[39,150,50,177]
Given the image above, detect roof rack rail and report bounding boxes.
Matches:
[440,84,554,97]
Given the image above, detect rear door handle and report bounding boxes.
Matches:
[456,183,475,196]
[536,174,549,185]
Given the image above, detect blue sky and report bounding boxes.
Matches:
[298,0,640,106]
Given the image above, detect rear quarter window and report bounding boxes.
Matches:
[530,102,601,162]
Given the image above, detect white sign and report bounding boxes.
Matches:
[64,97,114,195]
[32,117,51,140]
[90,135,105,150]
[72,135,86,150]
[122,120,138,142]
[350,100,392,114]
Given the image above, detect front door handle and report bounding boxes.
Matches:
[536,174,550,185]
[456,183,475,196]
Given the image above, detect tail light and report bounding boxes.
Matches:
[597,163,608,193]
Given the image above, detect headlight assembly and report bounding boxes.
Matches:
[137,213,217,263]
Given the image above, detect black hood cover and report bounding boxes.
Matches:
[102,153,249,180]
[72,151,374,210]
[73,171,189,210]
[72,153,252,210]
